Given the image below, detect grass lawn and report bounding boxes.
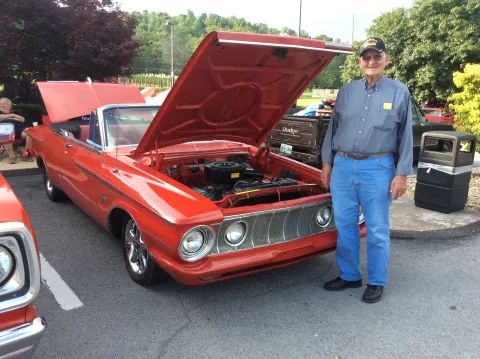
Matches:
[297,92,321,107]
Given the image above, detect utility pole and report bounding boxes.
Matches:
[351,14,355,44]
[298,0,302,37]
[170,23,174,88]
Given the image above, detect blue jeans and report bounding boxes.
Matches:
[330,154,395,286]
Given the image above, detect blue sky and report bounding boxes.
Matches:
[118,0,414,43]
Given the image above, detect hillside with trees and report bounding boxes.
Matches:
[130,10,346,89]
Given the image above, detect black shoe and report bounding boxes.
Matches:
[362,285,384,303]
[323,276,362,291]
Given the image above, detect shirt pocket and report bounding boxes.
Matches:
[373,106,400,131]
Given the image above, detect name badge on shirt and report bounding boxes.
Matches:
[383,102,392,110]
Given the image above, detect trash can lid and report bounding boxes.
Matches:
[422,131,477,141]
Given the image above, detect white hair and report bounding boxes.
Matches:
[0,98,12,107]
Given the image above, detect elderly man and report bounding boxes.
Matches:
[320,37,413,303]
[0,97,33,164]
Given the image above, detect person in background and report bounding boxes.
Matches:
[320,37,413,304]
[0,97,33,164]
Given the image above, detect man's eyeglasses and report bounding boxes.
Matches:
[361,54,383,63]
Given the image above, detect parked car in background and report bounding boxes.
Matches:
[0,170,46,359]
[305,102,325,111]
[269,99,454,168]
[422,107,455,124]
[293,108,317,116]
[27,31,366,287]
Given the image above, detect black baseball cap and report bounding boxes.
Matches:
[359,37,387,56]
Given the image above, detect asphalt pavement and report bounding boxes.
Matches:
[6,174,480,359]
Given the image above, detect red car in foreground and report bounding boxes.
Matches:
[0,172,46,358]
[421,107,455,124]
[26,31,366,286]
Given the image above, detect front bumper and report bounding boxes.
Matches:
[0,317,46,359]
[152,224,367,285]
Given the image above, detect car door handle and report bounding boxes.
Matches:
[64,143,74,148]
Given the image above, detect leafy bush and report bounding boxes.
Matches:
[449,63,480,151]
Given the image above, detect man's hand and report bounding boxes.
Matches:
[12,114,25,123]
[321,163,332,189]
[390,175,407,200]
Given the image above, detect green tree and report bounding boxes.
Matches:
[340,40,364,84]
[313,55,346,88]
[364,0,480,102]
[0,0,140,102]
[449,63,480,150]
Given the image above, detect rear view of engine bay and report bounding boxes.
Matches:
[156,152,328,208]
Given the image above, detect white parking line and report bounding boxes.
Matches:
[40,253,84,311]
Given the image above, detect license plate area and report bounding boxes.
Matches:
[279,143,293,155]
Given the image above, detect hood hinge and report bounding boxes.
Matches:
[255,140,271,169]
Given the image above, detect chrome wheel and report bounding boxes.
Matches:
[43,171,66,202]
[124,219,148,275]
[46,177,53,193]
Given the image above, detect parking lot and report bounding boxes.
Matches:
[7,174,480,359]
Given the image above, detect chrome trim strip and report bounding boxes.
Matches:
[0,223,41,315]
[418,162,473,175]
[216,39,354,54]
[0,317,46,359]
[324,42,355,50]
[250,216,258,248]
[72,161,170,223]
[297,207,305,238]
[282,208,289,242]
[266,213,274,245]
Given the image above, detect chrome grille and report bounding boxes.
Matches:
[212,200,335,255]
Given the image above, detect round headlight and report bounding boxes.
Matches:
[181,230,204,253]
[316,206,332,227]
[179,226,215,262]
[0,245,15,285]
[225,222,246,246]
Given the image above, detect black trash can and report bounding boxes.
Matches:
[414,131,477,213]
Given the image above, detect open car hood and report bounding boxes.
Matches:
[135,31,352,153]
[37,82,145,124]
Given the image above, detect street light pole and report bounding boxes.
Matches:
[298,0,302,37]
[351,14,355,44]
[170,23,174,88]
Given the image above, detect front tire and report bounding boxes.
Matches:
[44,171,67,202]
[122,217,168,285]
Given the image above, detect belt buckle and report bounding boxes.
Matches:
[347,153,369,160]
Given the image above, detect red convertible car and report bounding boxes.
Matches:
[0,171,46,358]
[26,31,366,286]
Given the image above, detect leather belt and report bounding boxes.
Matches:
[336,151,394,160]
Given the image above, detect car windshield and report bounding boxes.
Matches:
[102,106,160,147]
[423,109,442,117]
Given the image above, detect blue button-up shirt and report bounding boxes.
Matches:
[321,76,413,176]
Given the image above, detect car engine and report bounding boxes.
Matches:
[188,159,298,201]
